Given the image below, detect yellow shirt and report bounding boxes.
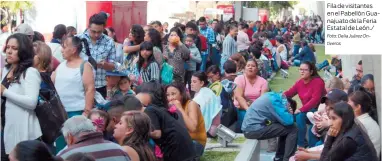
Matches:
[184,100,207,146]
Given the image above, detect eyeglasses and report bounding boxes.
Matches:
[299,68,310,72]
[356,69,363,72]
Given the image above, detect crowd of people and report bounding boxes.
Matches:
[0,10,380,161]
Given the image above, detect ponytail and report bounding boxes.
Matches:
[81,38,91,57]
[80,38,97,70]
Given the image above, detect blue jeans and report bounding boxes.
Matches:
[237,109,246,133]
[211,47,221,67]
[220,57,229,74]
[193,140,205,157]
[293,44,300,57]
[293,59,301,66]
[295,109,319,148]
[200,54,208,72]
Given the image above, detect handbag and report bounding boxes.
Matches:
[160,51,174,85]
[35,73,68,144]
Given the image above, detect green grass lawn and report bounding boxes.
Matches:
[201,151,239,161]
[208,137,247,144]
[200,46,328,161]
[269,45,329,106]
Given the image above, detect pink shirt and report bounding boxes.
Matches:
[234,75,268,107]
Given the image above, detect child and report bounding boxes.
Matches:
[184,34,201,91]
[114,76,135,99]
[88,110,110,139]
[105,71,127,100]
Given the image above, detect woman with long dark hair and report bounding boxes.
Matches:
[144,28,163,67]
[9,140,63,161]
[319,102,378,161]
[165,82,207,157]
[114,111,156,161]
[348,90,380,154]
[284,61,326,148]
[137,41,160,83]
[106,27,124,65]
[1,33,42,160]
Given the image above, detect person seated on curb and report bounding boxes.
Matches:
[242,91,297,161]
[291,88,349,161]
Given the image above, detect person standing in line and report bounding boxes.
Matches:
[220,24,238,74]
[77,13,116,98]
[47,24,67,62]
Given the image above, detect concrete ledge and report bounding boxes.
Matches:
[235,139,261,161]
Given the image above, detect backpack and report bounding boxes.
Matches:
[209,81,237,129]
[199,34,208,52]
[35,73,68,144]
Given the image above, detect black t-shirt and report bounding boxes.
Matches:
[144,105,196,161]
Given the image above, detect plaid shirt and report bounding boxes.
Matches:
[77,30,116,88]
[199,26,215,55]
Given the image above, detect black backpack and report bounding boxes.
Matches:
[220,86,237,129]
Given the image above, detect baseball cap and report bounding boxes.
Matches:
[321,88,348,104]
[14,23,34,36]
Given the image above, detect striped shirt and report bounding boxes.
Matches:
[77,30,116,88]
[58,132,130,161]
[139,61,160,83]
[221,34,237,59]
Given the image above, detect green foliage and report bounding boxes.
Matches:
[246,1,298,20]
[200,151,239,161]
[0,1,33,24]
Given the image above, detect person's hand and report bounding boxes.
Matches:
[97,60,105,69]
[316,117,330,129]
[169,100,182,109]
[295,150,311,161]
[328,126,340,137]
[1,84,6,95]
[163,55,168,60]
[82,109,91,117]
[313,112,322,122]
[129,75,136,82]
[294,109,301,114]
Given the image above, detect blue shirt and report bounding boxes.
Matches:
[77,30,116,88]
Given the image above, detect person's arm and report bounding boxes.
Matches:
[234,87,249,110]
[150,62,160,81]
[176,101,199,132]
[260,80,269,95]
[320,136,357,161]
[123,38,140,53]
[190,48,202,63]
[3,68,41,110]
[283,81,299,98]
[82,62,95,114]
[51,71,56,83]
[222,37,232,55]
[299,79,325,112]
[102,41,117,71]
[180,44,191,61]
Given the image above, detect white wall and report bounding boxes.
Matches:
[24,1,87,35]
[147,0,189,29]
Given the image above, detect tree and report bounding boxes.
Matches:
[246,1,298,20]
[0,1,33,25]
